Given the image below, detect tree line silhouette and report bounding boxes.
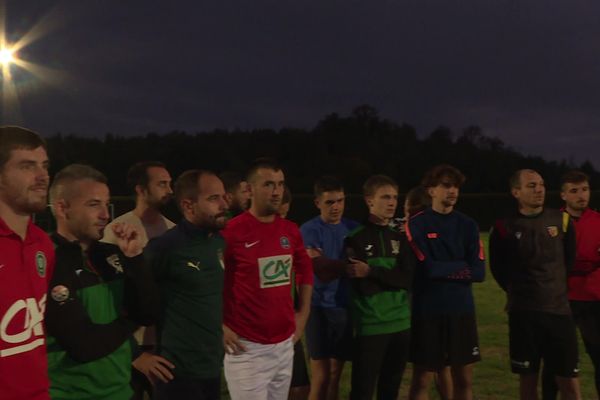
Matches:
[46,105,598,197]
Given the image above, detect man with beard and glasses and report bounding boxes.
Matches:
[101,161,175,399]
[407,165,485,400]
[222,158,313,400]
[0,126,55,400]
[143,169,228,400]
[490,169,581,400]
[45,164,158,400]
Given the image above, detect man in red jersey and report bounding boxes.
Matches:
[0,126,55,400]
[543,170,600,400]
[221,158,313,400]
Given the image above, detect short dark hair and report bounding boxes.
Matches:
[405,186,431,216]
[0,126,47,170]
[314,175,344,197]
[363,175,398,197]
[174,169,215,212]
[126,161,167,193]
[560,170,589,191]
[219,171,245,194]
[49,164,107,205]
[421,164,466,188]
[282,185,292,205]
[509,169,538,189]
[246,157,282,183]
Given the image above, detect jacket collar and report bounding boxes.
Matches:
[178,218,215,238]
[560,206,591,221]
[366,214,390,229]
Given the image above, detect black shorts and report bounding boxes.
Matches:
[410,313,481,370]
[154,376,220,400]
[351,330,410,400]
[305,306,353,361]
[509,310,579,377]
[571,301,600,356]
[290,340,310,387]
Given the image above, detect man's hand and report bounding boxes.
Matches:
[293,284,312,344]
[346,257,371,278]
[132,352,175,385]
[293,311,309,344]
[223,324,247,355]
[111,223,143,257]
[306,248,323,258]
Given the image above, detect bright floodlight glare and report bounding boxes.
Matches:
[0,48,15,66]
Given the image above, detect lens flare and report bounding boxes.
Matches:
[0,1,73,124]
[0,48,14,66]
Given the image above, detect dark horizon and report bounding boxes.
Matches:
[2,1,599,169]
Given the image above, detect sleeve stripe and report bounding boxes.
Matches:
[408,240,425,262]
[404,221,413,241]
[478,239,485,261]
[405,221,425,261]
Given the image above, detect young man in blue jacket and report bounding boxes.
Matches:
[407,165,485,400]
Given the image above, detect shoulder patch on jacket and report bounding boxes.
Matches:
[562,212,569,233]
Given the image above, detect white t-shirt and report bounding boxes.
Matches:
[102,211,175,248]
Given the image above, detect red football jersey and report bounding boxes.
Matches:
[568,208,600,301]
[0,217,55,400]
[222,212,313,344]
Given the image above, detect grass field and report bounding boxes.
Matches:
[333,233,598,399]
[223,233,598,399]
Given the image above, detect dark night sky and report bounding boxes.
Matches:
[3,0,600,168]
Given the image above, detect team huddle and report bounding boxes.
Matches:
[0,126,599,400]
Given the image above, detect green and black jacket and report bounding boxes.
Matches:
[345,216,415,336]
[145,219,225,380]
[46,233,158,400]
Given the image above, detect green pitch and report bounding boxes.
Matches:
[222,233,597,399]
[336,233,597,399]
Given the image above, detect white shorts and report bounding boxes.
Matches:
[224,336,294,400]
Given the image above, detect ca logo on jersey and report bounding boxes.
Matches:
[258,255,292,288]
[0,295,46,357]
